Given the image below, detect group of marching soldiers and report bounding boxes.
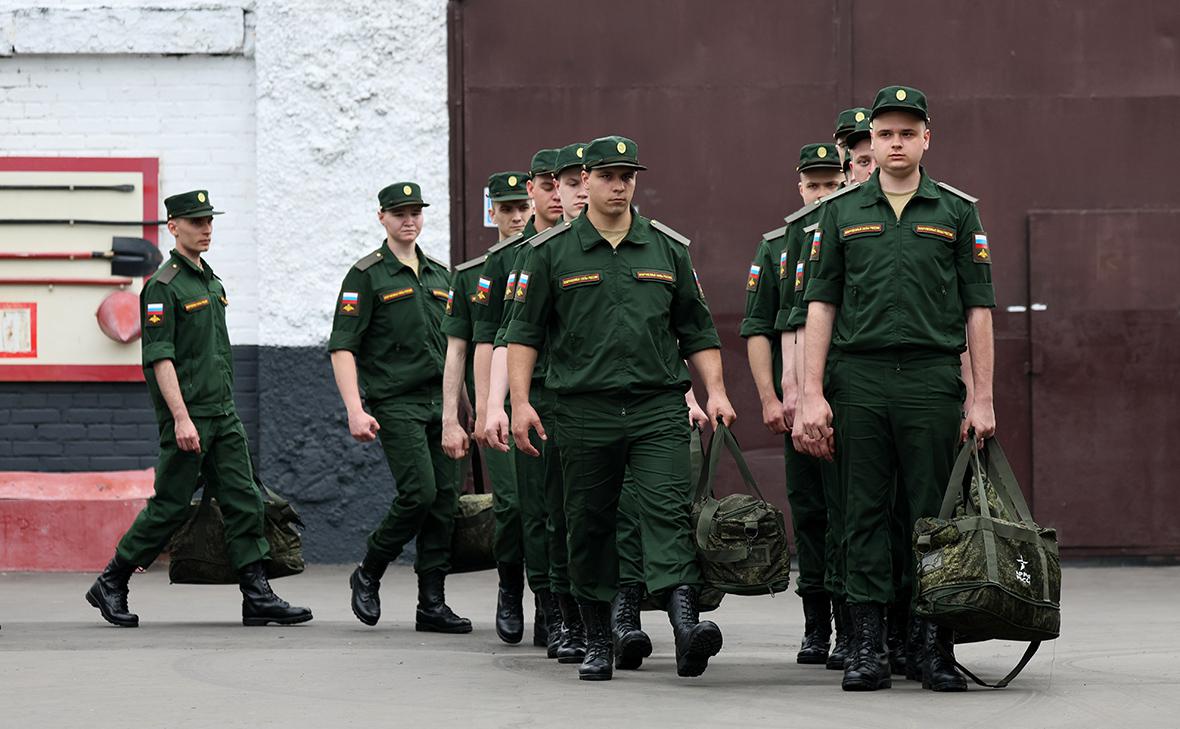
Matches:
[86,83,995,692]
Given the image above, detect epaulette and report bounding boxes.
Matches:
[424,253,449,271]
[803,222,820,233]
[529,219,572,248]
[784,201,819,226]
[811,182,862,208]
[155,261,181,284]
[936,181,979,204]
[454,254,487,272]
[487,231,524,254]
[762,224,788,241]
[650,219,690,246]
[354,249,385,271]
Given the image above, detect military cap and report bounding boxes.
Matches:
[164,190,223,218]
[844,115,872,148]
[553,142,588,176]
[487,171,531,202]
[834,108,870,140]
[530,148,560,178]
[582,135,647,171]
[870,85,929,122]
[797,143,843,172]
[378,182,429,210]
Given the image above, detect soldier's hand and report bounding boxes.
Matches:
[441,419,470,460]
[485,407,512,453]
[472,413,489,449]
[799,394,835,461]
[761,394,788,435]
[790,416,807,454]
[511,402,546,457]
[961,400,996,446]
[706,395,737,429]
[687,398,710,430]
[175,416,201,453]
[782,384,798,430]
[348,410,380,443]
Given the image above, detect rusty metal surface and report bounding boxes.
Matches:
[450,0,1180,553]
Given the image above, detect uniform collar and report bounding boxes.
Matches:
[169,249,212,278]
[859,167,940,207]
[521,216,538,241]
[574,206,650,251]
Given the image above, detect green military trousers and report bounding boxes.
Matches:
[830,354,964,605]
[616,478,645,587]
[554,389,700,604]
[785,441,833,597]
[367,390,460,574]
[117,413,269,570]
[501,381,552,592]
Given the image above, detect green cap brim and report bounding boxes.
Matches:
[870,104,928,122]
[489,193,531,202]
[797,161,844,172]
[845,130,870,147]
[171,209,224,218]
[584,159,647,171]
[833,126,854,140]
[383,201,430,210]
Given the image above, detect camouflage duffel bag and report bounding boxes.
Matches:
[691,423,790,597]
[449,444,496,574]
[168,473,306,584]
[914,436,1060,687]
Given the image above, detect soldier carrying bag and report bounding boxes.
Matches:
[692,422,791,596]
[168,472,306,584]
[914,436,1061,688]
[448,443,496,574]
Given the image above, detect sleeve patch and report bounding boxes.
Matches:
[514,271,531,301]
[445,289,454,315]
[809,229,823,261]
[339,291,360,316]
[794,261,805,292]
[504,271,518,300]
[474,276,492,305]
[746,264,761,292]
[145,302,165,327]
[973,232,991,263]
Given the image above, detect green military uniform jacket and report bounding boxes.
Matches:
[778,205,824,332]
[471,218,537,343]
[739,225,791,397]
[495,232,551,382]
[441,254,486,396]
[505,210,720,395]
[141,250,235,420]
[804,169,995,356]
[328,243,451,401]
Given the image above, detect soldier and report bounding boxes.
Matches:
[506,135,736,681]
[743,144,843,665]
[475,159,562,646]
[844,113,877,184]
[331,182,470,634]
[798,86,996,692]
[833,107,870,162]
[86,190,312,628]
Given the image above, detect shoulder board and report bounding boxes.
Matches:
[650,219,690,246]
[813,182,862,207]
[155,261,181,284]
[487,232,523,254]
[783,201,819,226]
[424,253,449,271]
[529,220,572,248]
[454,254,487,272]
[354,250,385,271]
[936,181,979,204]
[762,224,788,241]
[803,222,819,233]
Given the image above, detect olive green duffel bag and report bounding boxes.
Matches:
[449,444,496,574]
[914,436,1061,688]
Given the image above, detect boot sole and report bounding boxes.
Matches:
[85,590,138,628]
[578,671,613,681]
[677,624,723,677]
[416,623,473,634]
[557,653,586,664]
[349,572,380,626]
[495,626,524,644]
[615,633,653,670]
[923,676,968,692]
[797,652,829,665]
[842,676,893,691]
[243,612,314,627]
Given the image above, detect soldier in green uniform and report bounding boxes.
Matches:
[833,107,870,162]
[506,135,737,681]
[475,161,562,646]
[331,182,470,634]
[743,143,842,664]
[86,190,312,628]
[844,113,877,184]
[798,86,996,692]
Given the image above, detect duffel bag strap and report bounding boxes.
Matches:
[938,640,1041,689]
[938,441,975,520]
[471,443,486,495]
[697,421,768,502]
[983,438,1035,526]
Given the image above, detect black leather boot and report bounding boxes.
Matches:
[612,583,652,670]
[904,615,926,681]
[415,571,472,633]
[494,562,524,644]
[555,592,586,664]
[826,597,852,670]
[665,585,723,678]
[886,602,909,676]
[239,561,313,626]
[797,593,832,664]
[922,622,968,692]
[841,603,891,691]
[578,601,613,681]
[85,555,139,627]
[349,553,386,626]
[537,590,563,657]
[533,593,548,648]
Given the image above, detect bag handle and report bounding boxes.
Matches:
[937,640,1041,689]
[470,442,486,495]
[695,421,767,503]
[937,440,975,520]
[982,439,1035,526]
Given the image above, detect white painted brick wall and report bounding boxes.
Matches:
[0,54,260,344]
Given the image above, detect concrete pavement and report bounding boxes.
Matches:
[1,565,1176,728]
